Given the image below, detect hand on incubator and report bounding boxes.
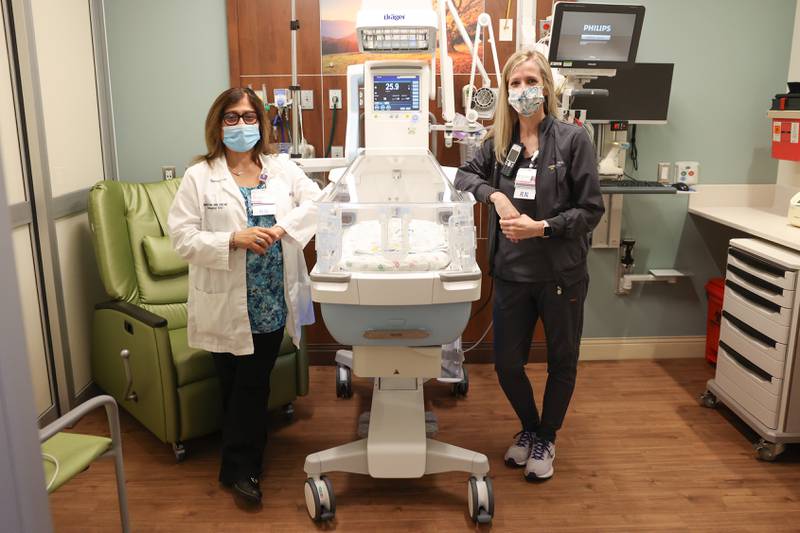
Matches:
[232,226,285,255]
[499,214,546,241]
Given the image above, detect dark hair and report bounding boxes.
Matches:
[197,87,273,165]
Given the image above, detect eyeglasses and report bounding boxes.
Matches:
[223,111,259,126]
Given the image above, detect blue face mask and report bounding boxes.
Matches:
[223,124,260,152]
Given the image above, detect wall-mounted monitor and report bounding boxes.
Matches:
[548,2,645,69]
[570,63,674,123]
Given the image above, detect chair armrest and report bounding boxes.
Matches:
[95,300,167,328]
[40,395,122,449]
[92,303,178,443]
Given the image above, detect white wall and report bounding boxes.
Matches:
[778,0,800,187]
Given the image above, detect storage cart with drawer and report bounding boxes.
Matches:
[702,238,800,460]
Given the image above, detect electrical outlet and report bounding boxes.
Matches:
[300,90,314,109]
[331,146,344,158]
[329,89,342,109]
[161,165,176,180]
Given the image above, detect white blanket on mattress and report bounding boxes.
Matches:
[339,219,450,272]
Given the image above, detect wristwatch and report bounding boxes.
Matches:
[542,222,552,238]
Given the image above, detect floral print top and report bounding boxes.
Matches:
[239,182,286,334]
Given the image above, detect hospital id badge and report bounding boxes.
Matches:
[251,189,276,216]
[514,185,536,200]
[514,167,536,200]
[515,167,536,186]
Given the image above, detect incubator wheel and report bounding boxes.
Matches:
[283,402,295,421]
[467,476,494,524]
[172,442,186,462]
[304,476,336,522]
[336,364,353,399]
[452,367,469,397]
[754,439,785,462]
[699,390,718,409]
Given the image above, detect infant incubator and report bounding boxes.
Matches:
[302,58,493,524]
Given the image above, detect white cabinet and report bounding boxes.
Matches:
[706,238,800,459]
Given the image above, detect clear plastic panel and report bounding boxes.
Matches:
[316,151,477,274]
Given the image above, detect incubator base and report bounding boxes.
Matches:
[303,375,492,522]
[357,410,439,438]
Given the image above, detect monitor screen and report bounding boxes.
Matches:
[373,75,420,111]
[548,3,645,68]
[570,63,674,123]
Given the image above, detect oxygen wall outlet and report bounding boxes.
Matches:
[300,90,314,109]
[675,161,699,185]
[329,89,342,109]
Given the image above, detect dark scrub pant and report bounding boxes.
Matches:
[492,276,588,443]
[212,328,284,484]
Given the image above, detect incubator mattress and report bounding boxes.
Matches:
[339,219,450,272]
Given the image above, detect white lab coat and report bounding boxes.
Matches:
[168,153,321,355]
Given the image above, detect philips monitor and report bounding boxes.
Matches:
[548,2,645,69]
[570,63,674,123]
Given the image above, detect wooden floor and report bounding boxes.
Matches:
[49,360,800,532]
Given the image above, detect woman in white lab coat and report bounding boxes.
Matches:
[167,87,320,505]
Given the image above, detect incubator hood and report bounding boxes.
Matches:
[314,148,478,275]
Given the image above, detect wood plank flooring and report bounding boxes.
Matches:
[48,360,800,532]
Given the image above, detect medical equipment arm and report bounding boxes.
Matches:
[344,64,364,160]
[444,0,490,86]
[438,0,455,146]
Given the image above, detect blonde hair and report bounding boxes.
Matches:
[488,49,560,163]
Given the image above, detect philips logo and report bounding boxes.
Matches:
[583,24,612,32]
[384,14,405,21]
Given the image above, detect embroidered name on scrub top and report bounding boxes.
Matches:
[513,149,538,200]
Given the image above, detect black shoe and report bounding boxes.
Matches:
[229,476,262,504]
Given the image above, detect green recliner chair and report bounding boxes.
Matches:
[87,178,308,461]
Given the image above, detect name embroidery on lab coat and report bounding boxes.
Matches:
[204,201,227,210]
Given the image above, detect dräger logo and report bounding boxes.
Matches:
[583,24,612,32]
[384,13,405,21]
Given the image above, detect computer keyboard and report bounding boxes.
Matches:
[598,179,676,194]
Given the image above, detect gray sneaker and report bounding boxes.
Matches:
[504,431,534,467]
[525,436,555,481]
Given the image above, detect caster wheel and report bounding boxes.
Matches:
[336,364,353,399]
[283,403,295,421]
[754,440,785,462]
[700,391,718,409]
[452,367,469,397]
[172,442,186,463]
[467,476,494,524]
[304,476,335,522]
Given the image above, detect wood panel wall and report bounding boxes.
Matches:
[226,1,566,364]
